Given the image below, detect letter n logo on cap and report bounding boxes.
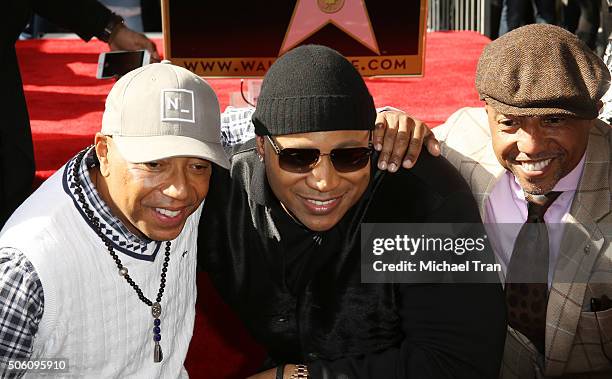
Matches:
[161,89,195,123]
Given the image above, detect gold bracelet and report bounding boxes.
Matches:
[289,364,309,379]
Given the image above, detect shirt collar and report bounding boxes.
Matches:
[63,146,162,262]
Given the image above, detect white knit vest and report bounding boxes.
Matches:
[0,167,199,378]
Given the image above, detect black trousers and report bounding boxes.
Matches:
[564,0,601,50]
[506,0,556,30]
[1,48,36,229]
[140,0,161,32]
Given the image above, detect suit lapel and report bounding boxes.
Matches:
[436,107,505,216]
[570,121,611,223]
[544,122,611,375]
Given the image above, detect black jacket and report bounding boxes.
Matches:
[198,140,507,378]
[2,0,112,227]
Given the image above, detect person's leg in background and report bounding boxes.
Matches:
[564,0,601,50]
[598,1,612,122]
[576,0,602,49]
[2,49,35,228]
[534,0,557,24]
[140,0,161,32]
[499,0,510,36]
[564,0,581,35]
[506,0,535,31]
[600,0,611,53]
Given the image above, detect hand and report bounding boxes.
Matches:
[109,24,161,62]
[373,111,440,172]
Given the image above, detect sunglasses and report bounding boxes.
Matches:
[265,135,373,173]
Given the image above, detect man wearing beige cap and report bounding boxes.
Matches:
[0,62,228,377]
[430,24,612,378]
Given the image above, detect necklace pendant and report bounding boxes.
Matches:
[154,341,163,363]
[152,302,162,318]
[153,316,162,363]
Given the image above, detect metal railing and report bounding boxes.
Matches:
[428,0,488,34]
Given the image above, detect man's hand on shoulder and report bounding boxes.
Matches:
[373,110,440,172]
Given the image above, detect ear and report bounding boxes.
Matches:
[94,133,111,177]
[597,100,604,112]
[256,136,266,158]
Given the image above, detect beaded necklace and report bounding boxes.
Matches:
[72,147,170,363]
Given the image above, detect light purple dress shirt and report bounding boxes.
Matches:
[484,154,586,285]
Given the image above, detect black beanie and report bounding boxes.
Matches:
[252,45,376,136]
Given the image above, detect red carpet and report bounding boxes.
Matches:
[16,31,491,378]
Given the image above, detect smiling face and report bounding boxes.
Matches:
[94,134,211,241]
[258,130,371,232]
[486,105,593,195]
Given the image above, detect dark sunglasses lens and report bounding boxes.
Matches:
[331,147,372,172]
[279,149,320,173]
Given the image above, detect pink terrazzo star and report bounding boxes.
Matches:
[280,0,380,55]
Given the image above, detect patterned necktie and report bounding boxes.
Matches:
[505,191,562,354]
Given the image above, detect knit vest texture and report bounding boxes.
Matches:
[0,164,199,378]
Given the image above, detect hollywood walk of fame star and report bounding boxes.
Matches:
[280,0,380,55]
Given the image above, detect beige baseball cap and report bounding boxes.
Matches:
[101,62,229,168]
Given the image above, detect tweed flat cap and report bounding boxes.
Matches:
[476,24,610,119]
